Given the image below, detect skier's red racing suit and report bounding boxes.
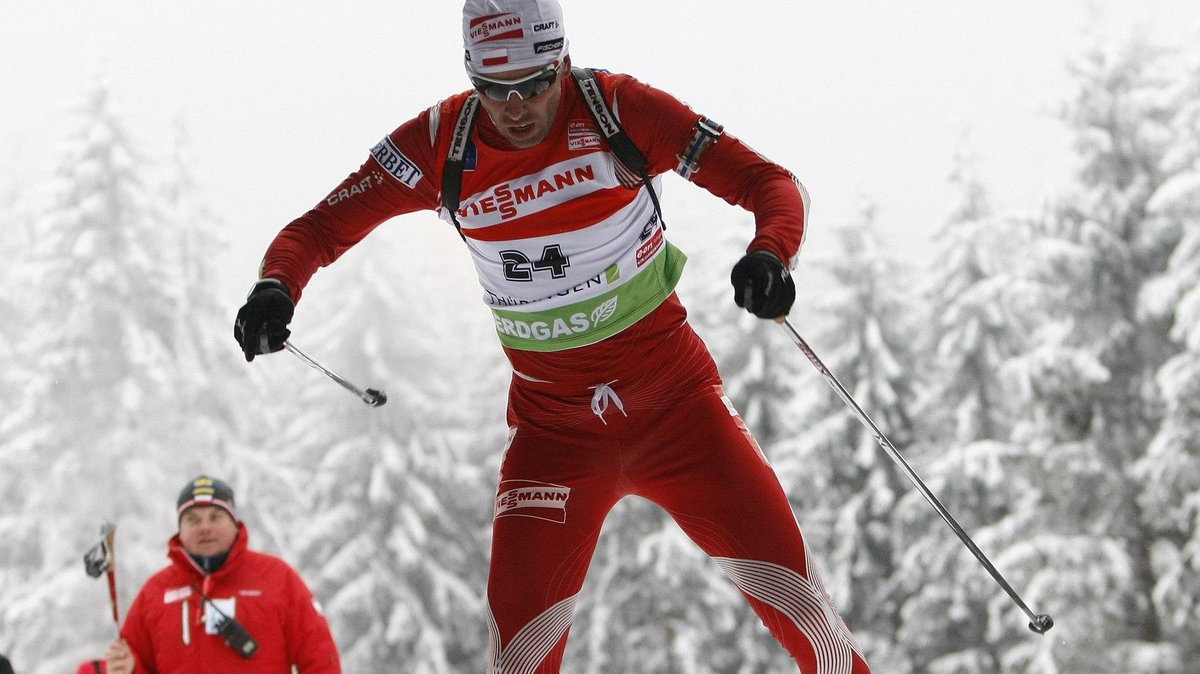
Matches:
[260,68,870,673]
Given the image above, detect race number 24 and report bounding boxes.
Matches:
[501,244,570,281]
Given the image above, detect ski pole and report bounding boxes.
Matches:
[778,318,1054,635]
[83,523,120,626]
[283,340,388,407]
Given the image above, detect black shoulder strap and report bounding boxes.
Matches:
[440,68,666,238]
[441,94,482,238]
[571,67,665,227]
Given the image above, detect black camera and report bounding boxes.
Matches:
[215,615,260,659]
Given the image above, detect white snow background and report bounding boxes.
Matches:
[1,2,1199,672]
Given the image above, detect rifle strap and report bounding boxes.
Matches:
[442,67,665,237]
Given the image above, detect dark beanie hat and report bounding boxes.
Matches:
[176,476,237,522]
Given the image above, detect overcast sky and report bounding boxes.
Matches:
[3,2,1198,307]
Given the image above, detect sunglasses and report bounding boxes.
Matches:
[469,63,561,101]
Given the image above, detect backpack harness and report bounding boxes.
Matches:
[440,67,723,238]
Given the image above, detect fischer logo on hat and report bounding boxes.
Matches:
[176,476,238,522]
[463,0,568,74]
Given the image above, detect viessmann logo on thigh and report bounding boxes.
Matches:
[495,480,571,523]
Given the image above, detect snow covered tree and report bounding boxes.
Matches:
[917,149,1037,444]
[158,116,266,464]
[147,114,302,561]
[275,225,503,672]
[1132,43,1200,669]
[1134,224,1200,665]
[979,39,1195,673]
[771,204,922,667]
[0,180,35,453]
[687,218,807,447]
[887,150,1048,672]
[0,80,248,672]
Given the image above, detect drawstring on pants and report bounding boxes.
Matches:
[589,381,626,425]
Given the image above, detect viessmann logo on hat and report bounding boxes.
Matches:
[468,13,524,43]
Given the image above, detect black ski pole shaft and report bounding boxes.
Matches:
[283,340,387,407]
[778,318,1053,634]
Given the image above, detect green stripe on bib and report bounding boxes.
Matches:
[491,243,687,352]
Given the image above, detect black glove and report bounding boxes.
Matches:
[234,279,294,362]
[730,250,795,319]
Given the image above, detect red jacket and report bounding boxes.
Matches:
[260,68,807,305]
[258,68,807,377]
[119,523,340,674]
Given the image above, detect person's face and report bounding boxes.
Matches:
[473,63,564,149]
[178,505,238,558]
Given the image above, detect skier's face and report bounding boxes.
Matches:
[179,505,238,558]
[474,63,564,149]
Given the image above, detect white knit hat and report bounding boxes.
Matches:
[463,0,569,75]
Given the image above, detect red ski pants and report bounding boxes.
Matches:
[486,329,871,673]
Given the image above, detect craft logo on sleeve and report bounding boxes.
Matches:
[495,480,571,523]
[325,172,384,206]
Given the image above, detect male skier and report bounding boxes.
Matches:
[235,1,871,671]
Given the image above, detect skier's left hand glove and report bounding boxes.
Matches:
[234,278,294,362]
[731,250,795,319]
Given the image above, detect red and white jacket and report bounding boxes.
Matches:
[260,68,807,379]
[119,524,340,674]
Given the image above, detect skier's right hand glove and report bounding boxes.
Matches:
[730,250,795,319]
[234,279,294,362]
